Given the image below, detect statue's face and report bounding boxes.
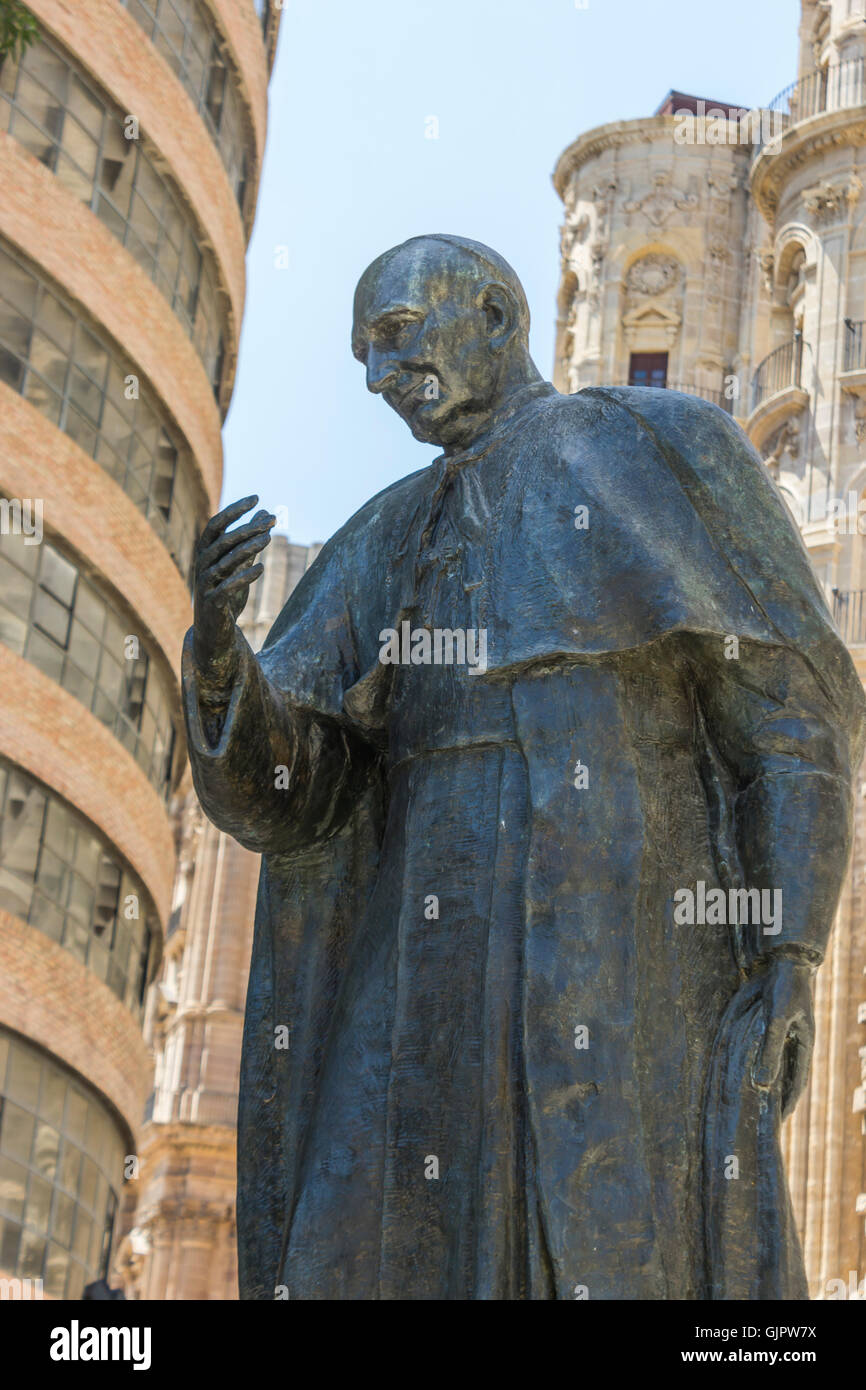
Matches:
[352,245,502,449]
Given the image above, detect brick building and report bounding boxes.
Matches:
[0,0,280,1298]
[113,536,319,1301]
[553,0,866,1297]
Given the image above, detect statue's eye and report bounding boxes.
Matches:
[375,315,416,347]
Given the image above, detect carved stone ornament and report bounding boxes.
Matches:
[623,171,700,227]
[801,175,863,223]
[625,253,682,297]
[762,414,802,479]
[755,247,775,295]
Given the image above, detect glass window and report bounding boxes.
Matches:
[0,1101,34,1164]
[30,893,64,942]
[40,547,77,607]
[35,847,68,902]
[35,293,74,354]
[23,371,62,425]
[0,776,45,886]
[6,1046,42,1106]
[25,43,68,97]
[0,344,25,391]
[67,619,101,679]
[0,608,26,656]
[0,762,159,1016]
[19,1230,46,1279]
[64,1091,88,1147]
[120,0,253,211]
[66,75,102,140]
[0,297,32,357]
[32,1123,60,1181]
[0,1220,22,1270]
[59,114,99,177]
[44,1243,69,1297]
[0,552,33,622]
[10,110,56,166]
[58,1141,81,1196]
[26,628,65,682]
[1,257,38,318]
[14,71,63,140]
[54,149,95,207]
[33,589,71,648]
[74,329,109,389]
[2,526,177,802]
[71,583,105,639]
[100,399,133,456]
[0,1156,27,1219]
[3,35,228,393]
[42,802,74,863]
[27,1176,52,1234]
[28,329,69,392]
[0,242,202,589]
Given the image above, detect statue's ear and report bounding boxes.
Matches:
[476,282,517,350]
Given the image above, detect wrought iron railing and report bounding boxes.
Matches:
[607,379,734,412]
[844,319,866,373]
[756,56,866,150]
[750,337,805,413]
[832,589,866,645]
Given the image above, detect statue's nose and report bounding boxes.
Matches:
[366,350,399,395]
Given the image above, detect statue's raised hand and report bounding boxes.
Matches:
[193,495,275,675]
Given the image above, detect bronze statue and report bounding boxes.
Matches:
[182,235,866,1300]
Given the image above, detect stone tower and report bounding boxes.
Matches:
[553,0,866,1297]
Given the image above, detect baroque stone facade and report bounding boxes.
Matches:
[553,0,866,1298]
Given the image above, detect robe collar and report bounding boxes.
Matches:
[431,380,559,474]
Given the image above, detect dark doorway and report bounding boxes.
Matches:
[628,352,668,388]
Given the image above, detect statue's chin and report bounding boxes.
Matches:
[406,398,487,450]
[406,401,444,445]
[409,418,440,444]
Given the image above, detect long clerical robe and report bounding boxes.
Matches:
[182,382,866,1300]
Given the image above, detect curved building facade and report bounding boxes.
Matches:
[553,0,866,1298]
[0,0,280,1298]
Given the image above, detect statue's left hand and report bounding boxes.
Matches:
[751,957,815,1119]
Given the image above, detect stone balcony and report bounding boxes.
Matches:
[745,337,810,448]
[832,589,866,647]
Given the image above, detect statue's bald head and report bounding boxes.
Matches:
[352,234,540,452]
[353,235,531,347]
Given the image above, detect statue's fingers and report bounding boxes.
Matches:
[210,562,264,604]
[198,495,260,551]
[205,530,272,585]
[753,1015,789,1089]
[199,512,275,570]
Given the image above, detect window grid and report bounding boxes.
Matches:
[0,241,200,586]
[0,760,157,1019]
[0,529,178,803]
[122,0,250,212]
[0,1029,125,1298]
[0,35,225,398]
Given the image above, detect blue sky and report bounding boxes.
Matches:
[222,0,800,545]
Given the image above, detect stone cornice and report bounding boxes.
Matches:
[553,116,699,198]
[751,106,866,222]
